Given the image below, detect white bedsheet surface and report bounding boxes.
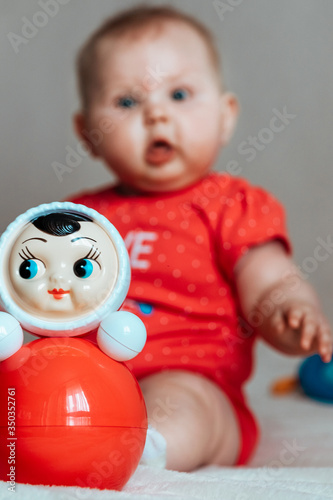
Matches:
[1,342,333,500]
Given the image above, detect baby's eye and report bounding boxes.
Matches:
[73,258,99,279]
[171,88,189,101]
[116,96,137,109]
[19,259,45,280]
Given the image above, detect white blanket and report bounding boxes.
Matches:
[1,343,333,500]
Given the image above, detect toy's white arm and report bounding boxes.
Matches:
[0,312,24,361]
[97,311,147,361]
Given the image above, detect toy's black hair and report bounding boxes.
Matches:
[31,211,93,237]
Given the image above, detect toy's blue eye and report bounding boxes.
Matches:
[73,258,95,279]
[117,96,137,108]
[171,89,189,101]
[19,259,39,280]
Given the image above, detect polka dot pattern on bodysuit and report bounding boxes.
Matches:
[69,172,291,408]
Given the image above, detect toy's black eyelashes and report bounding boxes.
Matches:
[19,246,37,261]
[84,245,101,261]
[80,245,102,270]
[18,245,102,270]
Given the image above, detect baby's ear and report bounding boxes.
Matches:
[73,112,99,158]
[219,93,239,147]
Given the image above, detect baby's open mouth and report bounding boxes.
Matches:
[48,288,70,300]
[145,139,175,166]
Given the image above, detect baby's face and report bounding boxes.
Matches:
[80,22,236,193]
[6,221,118,321]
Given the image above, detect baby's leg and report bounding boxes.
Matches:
[139,370,240,472]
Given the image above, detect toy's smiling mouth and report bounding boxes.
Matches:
[48,288,70,300]
[145,139,175,166]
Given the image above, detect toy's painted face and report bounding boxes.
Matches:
[6,216,119,321]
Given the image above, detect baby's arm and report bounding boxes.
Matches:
[234,241,333,362]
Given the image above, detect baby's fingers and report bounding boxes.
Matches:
[316,321,333,363]
[286,306,306,330]
[285,305,319,349]
[296,309,333,363]
[298,312,318,350]
[271,309,287,335]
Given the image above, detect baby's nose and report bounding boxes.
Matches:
[144,101,169,126]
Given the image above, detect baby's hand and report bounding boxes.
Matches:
[271,301,333,363]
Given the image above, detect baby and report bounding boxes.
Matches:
[69,5,333,471]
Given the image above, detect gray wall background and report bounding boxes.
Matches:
[1,0,333,330]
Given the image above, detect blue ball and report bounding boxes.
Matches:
[299,354,333,403]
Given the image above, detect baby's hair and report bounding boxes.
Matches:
[31,212,93,237]
[76,4,221,110]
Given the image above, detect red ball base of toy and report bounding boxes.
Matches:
[0,338,147,490]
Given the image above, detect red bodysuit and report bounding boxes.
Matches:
[69,173,290,465]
